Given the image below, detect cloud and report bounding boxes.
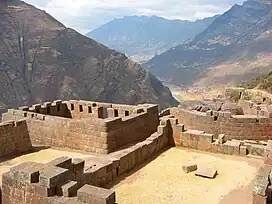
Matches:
[24,0,245,34]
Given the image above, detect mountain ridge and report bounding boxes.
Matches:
[144,0,272,86]
[87,15,219,63]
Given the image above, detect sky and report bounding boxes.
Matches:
[24,0,246,34]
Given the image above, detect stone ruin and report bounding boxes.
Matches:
[1,88,272,203]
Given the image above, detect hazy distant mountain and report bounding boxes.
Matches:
[86,15,219,63]
[144,0,272,87]
[0,0,179,113]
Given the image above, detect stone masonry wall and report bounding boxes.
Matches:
[0,120,32,158]
[2,101,159,154]
[1,116,171,204]
[169,116,269,159]
[20,100,72,118]
[2,110,111,154]
[65,100,151,119]
[170,108,272,141]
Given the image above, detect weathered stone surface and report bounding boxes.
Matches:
[250,145,265,157]
[195,166,217,179]
[47,157,72,170]
[218,134,226,144]
[57,181,79,197]
[239,145,248,156]
[253,179,269,197]
[77,184,116,204]
[252,194,268,204]
[264,146,272,165]
[182,164,197,173]
[39,166,70,188]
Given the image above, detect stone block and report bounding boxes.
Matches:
[195,166,217,179]
[72,158,85,172]
[198,133,213,151]
[77,184,116,204]
[186,129,205,135]
[267,185,272,203]
[39,166,70,188]
[250,145,265,157]
[264,147,272,165]
[182,164,197,173]
[253,178,269,197]
[252,194,268,204]
[239,146,248,156]
[33,183,56,197]
[256,166,271,181]
[57,180,79,197]
[47,157,72,170]
[218,134,226,144]
[226,141,241,155]
[10,162,45,184]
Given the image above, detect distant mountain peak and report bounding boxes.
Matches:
[87,14,219,63]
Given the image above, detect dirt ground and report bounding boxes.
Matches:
[0,147,264,204]
[109,147,263,204]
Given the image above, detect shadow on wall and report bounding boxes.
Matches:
[0,145,50,164]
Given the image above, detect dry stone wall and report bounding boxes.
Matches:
[0,119,32,158]
[170,108,272,141]
[168,113,271,159]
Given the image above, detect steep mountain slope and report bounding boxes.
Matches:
[243,70,272,93]
[87,15,218,63]
[145,0,272,86]
[0,0,179,113]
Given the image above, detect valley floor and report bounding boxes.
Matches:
[164,83,225,103]
[108,147,263,204]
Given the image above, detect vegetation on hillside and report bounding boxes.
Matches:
[242,71,272,93]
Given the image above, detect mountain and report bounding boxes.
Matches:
[144,0,272,87]
[86,15,219,63]
[0,0,179,114]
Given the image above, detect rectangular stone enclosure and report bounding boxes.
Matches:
[2,100,159,154]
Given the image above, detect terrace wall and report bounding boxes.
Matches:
[170,108,272,140]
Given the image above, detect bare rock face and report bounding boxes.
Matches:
[0,1,179,111]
